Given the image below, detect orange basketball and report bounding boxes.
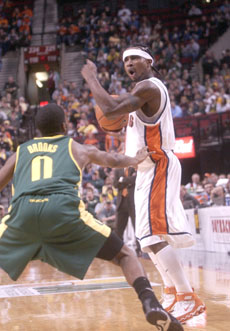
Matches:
[94,95,129,132]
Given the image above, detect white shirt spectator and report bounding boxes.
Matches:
[188,5,202,16]
[118,5,131,24]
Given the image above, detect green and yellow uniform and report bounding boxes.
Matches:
[0,135,111,281]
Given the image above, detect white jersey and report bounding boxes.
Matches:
[125,77,195,250]
[125,77,175,169]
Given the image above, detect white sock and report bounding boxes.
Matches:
[155,246,193,293]
[149,252,174,288]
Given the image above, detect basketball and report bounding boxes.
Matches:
[94,95,129,132]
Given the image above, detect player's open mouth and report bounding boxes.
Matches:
[128,69,135,77]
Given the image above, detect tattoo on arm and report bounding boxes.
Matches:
[116,95,141,114]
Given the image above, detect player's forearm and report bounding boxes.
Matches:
[86,76,117,115]
[107,153,139,168]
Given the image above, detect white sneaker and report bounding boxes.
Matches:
[172,292,206,323]
[161,287,177,312]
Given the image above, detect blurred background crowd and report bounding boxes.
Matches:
[0,0,230,228]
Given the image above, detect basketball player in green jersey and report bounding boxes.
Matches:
[0,104,183,331]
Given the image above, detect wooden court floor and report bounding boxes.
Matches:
[0,249,229,331]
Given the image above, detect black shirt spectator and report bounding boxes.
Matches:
[3,76,18,99]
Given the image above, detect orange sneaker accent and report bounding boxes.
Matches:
[165,287,177,295]
[161,287,177,312]
[172,292,206,323]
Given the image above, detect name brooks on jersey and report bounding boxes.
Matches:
[27,142,58,154]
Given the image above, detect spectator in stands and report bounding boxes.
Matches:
[97,199,116,230]
[3,76,18,99]
[193,186,209,207]
[185,173,201,193]
[210,185,225,206]
[84,132,99,146]
[188,4,202,16]
[107,48,120,63]
[221,49,230,68]
[77,118,98,137]
[203,182,214,206]
[98,65,110,89]
[95,193,108,219]
[82,163,94,184]
[47,70,57,98]
[202,51,219,77]
[52,82,69,100]
[171,99,183,118]
[180,186,200,209]
[220,0,230,13]
[18,96,28,114]
[21,5,33,18]
[209,172,219,186]
[83,185,99,218]
[8,28,19,51]
[68,81,80,99]
[105,132,122,152]
[0,96,12,118]
[181,38,200,62]
[90,170,104,193]
[118,4,131,24]
[113,81,127,95]
[105,184,117,205]
[67,23,80,46]
[101,175,117,199]
[56,18,68,45]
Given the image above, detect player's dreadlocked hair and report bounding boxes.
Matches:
[125,44,163,79]
[35,103,65,136]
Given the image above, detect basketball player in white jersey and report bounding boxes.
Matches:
[81,45,205,323]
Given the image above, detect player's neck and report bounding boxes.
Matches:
[136,72,154,82]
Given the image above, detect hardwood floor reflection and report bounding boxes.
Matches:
[0,249,229,330]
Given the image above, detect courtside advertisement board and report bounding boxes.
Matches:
[174,136,196,159]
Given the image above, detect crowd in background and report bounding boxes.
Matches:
[0,0,33,61]
[0,0,230,223]
[181,172,230,209]
[56,0,230,118]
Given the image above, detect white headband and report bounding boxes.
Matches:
[122,49,154,66]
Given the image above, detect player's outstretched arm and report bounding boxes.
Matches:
[85,145,150,168]
[72,140,150,169]
[0,153,16,191]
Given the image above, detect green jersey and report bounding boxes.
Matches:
[0,134,113,282]
[12,135,81,203]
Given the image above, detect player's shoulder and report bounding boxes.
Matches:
[71,139,95,155]
[135,77,163,92]
[133,78,161,100]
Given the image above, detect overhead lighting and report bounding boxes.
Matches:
[36,79,43,88]
[35,72,48,81]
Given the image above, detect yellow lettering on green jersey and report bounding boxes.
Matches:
[27,143,58,154]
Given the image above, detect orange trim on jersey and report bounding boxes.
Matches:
[145,125,168,234]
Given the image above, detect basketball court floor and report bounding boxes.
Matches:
[0,248,229,331]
